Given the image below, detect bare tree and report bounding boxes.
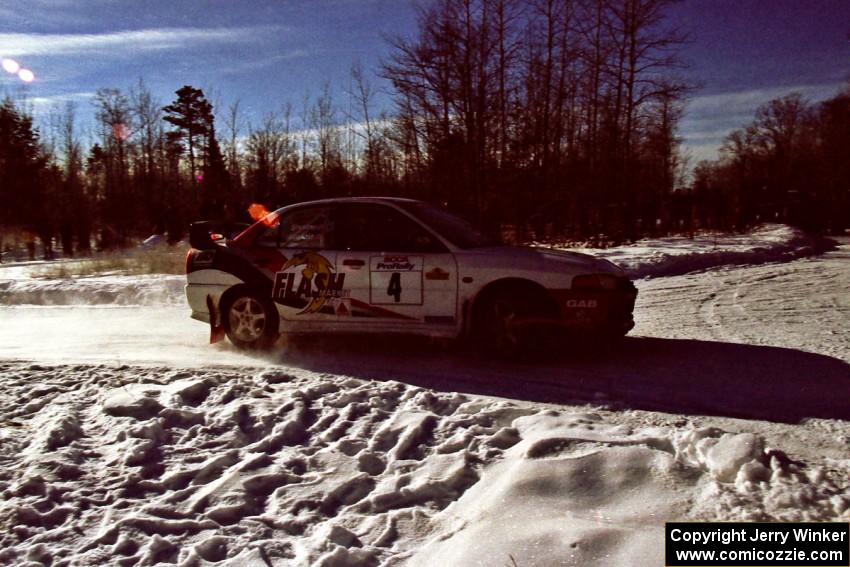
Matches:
[93,87,132,245]
[130,79,161,180]
[244,107,298,205]
[312,82,342,176]
[222,100,244,182]
[298,91,313,170]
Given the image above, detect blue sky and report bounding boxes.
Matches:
[1,0,848,164]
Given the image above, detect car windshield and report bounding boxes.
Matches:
[397,201,500,249]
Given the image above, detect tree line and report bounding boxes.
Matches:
[691,90,850,234]
[1,0,846,260]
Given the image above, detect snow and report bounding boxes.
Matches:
[1,363,847,566]
[635,238,850,364]
[0,275,184,306]
[701,432,765,482]
[552,223,825,278]
[0,232,848,566]
[141,235,169,248]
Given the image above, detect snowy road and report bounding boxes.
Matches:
[0,305,254,367]
[636,237,850,362]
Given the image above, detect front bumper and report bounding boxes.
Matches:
[548,279,638,334]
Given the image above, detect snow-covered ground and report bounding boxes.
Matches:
[0,230,848,566]
[560,223,828,278]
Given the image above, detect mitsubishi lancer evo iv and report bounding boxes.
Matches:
[184,197,637,353]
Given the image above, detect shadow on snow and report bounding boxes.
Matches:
[253,334,850,424]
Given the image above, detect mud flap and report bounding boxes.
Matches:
[207,295,226,344]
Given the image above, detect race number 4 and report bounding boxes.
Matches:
[387,272,402,303]
[370,256,423,305]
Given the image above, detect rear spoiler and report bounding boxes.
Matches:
[189,221,250,250]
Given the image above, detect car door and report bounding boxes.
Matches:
[333,203,458,329]
[254,205,339,324]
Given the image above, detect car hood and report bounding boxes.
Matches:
[458,245,625,276]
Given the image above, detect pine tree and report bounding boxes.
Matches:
[163,85,213,183]
[0,98,47,244]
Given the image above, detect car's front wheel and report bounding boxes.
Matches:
[473,288,553,357]
[477,293,522,354]
[222,290,279,350]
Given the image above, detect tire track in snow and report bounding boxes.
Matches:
[636,241,850,362]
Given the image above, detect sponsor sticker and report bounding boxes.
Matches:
[565,299,598,309]
[271,252,350,315]
[425,267,451,281]
[372,255,421,272]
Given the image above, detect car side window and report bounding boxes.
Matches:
[258,207,333,249]
[335,204,446,253]
[255,218,281,246]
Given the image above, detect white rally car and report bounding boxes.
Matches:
[185,197,637,351]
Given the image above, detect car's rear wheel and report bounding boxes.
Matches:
[222,290,279,350]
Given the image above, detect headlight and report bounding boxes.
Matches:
[571,274,620,290]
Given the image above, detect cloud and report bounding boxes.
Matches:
[27,91,96,107]
[681,128,736,144]
[0,0,119,28]
[18,91,97,115]
[680,141,724,166]
[679,81,846,163]
[221,49,313,75]
[0,27,280,58]
[687,82,844,117]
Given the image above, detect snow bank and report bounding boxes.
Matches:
[407,414,849,567]
[557,224,824,278]
[0,275,184,306]
[1,363,847,567]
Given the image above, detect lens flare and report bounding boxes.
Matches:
[2,58,19,74]
[112,122,129,141]
[18,68,35,82]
